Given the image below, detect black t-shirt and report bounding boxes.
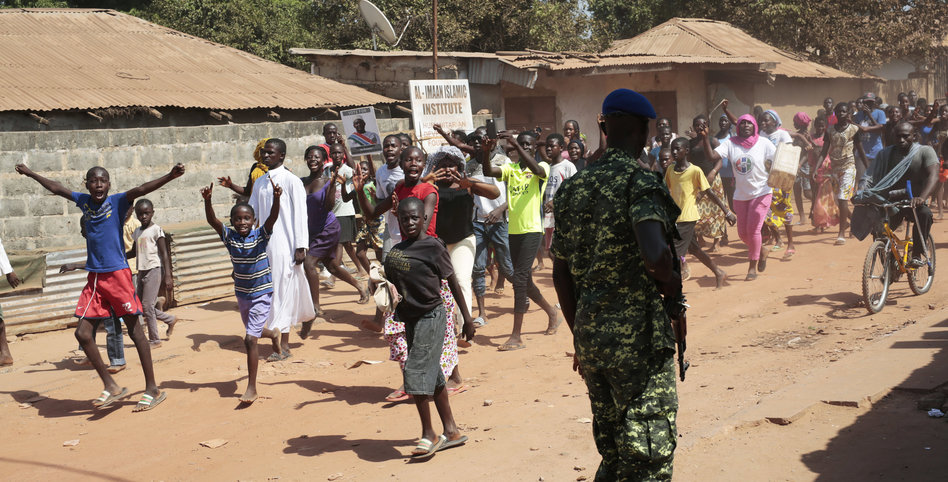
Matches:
[385,236,455,323]
[436,186,474,244]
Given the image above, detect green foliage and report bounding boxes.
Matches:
[588,0,948,74]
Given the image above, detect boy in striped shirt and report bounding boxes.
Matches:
[201,179,282,405]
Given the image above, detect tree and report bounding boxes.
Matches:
[587,0,948,74]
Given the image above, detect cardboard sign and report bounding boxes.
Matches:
[409,79,474,152]
[340,106,382,156]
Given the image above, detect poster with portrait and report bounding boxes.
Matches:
[340,106,383,156]
[409,79,474,153]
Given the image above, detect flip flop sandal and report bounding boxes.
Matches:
[133,391,167,412]
[834,237,846,246]
[385,390,410,402]
[438,435,468,451]
[411,435,446,459]
[281,350,292,360]
[93,387,128,408]
[266,352,283,362]
[497,342,525,352]
[447,385,469,396]
[107,364,126,374]
[472,317,487,328]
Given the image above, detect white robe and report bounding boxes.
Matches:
[249,165,315,333]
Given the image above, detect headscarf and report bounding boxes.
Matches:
[731,114,759,150]
[250,137,271,184]
[567,138,586,158]
[424,145,465,177]
[793,112,812,128]
[764,109,782,128]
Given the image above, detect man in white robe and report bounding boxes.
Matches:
[249,138,315,359]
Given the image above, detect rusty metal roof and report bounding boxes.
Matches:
[606,18,865,80]
[497,53,771,72]
[0,8,396,112]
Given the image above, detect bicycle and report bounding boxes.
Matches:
[858,192,936,314]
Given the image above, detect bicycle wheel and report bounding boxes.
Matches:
[862,239,890,314]
[908,234,936,295]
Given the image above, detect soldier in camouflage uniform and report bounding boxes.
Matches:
[551,89,684,481]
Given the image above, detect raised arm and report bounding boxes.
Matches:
[217,176,246,196]
[200,183,225,238]
[353,171,393,218]
[451,171,501,199]
[127,163,185,203]
[263,178,282,234]
[479,138,503,179]
[501,131,546,177]
[721,99,738,126]
[14,164,73,200]
[433,124,475,155]
[696,124,723,163]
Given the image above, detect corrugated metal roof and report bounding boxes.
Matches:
[289,48,497,59]
[499,53,769,72]
[0,8,396,112]
[605,18,865,80]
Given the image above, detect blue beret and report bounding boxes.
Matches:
[602,89,656,119]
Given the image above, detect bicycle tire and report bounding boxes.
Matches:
[862,239,890,314]
[908,234,936,295]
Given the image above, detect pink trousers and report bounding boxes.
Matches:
[732,193,772,261]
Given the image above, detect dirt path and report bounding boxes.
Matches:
[1,221,947,481]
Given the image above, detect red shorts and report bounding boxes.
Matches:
[74,269,143,320]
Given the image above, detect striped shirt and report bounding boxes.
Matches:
[222,227,273,299]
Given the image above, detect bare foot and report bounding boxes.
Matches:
[545,306,563,335]
[0,354,13,366]
[239,387,258,404]
[360,319,383,333]
[714,269,727,289]
[165,316,177,338]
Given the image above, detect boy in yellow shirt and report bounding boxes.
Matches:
[665,138,735,288]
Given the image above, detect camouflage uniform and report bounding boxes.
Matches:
[551,148,681,481]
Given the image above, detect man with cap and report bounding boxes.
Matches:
[551,88,684,480]
[854,92,888,182]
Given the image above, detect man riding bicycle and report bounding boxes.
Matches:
[856,121,938,267]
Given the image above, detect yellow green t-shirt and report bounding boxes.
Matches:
[664,164,709,223]
[501,161,550,234]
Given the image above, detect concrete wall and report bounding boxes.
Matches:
[0,107,350,133]
[527,68,708,143]
[754,77,873,126]
[310,56,503,116]
[0,119,410,252]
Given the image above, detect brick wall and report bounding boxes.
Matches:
[0,119,409,251]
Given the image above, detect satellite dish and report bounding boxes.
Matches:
[359,0,410,49]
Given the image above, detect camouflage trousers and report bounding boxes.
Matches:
[582,356,678,481]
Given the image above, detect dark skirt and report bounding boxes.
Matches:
[308,218,341,259]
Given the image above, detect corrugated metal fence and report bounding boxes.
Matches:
[1,226,234,335]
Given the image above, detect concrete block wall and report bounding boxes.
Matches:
[0,119,410,251]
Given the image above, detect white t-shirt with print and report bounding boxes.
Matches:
[715,138,776,201]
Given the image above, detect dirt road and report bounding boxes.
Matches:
[1,221,946,481]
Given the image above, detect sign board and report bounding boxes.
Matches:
[340,106,383,156]
[408,79,474,152]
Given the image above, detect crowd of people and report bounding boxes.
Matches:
[0,86,940,476]
[645,90,942,282]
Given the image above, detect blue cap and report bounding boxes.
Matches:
[602,89,656,119]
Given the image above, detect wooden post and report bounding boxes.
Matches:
[432,0,438,79]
